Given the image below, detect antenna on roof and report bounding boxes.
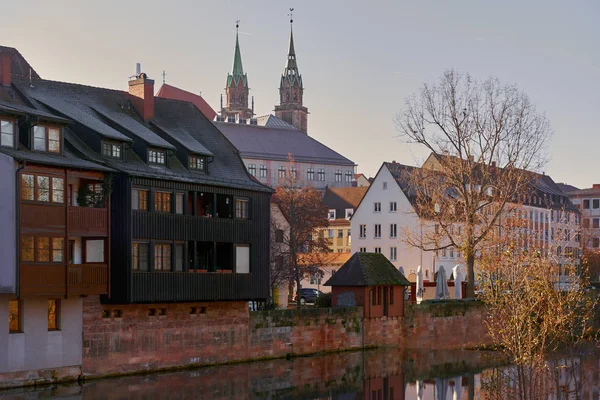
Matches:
[162,70,166,84]
[135,63,141,76]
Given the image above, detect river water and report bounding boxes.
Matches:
[1,348,599,399]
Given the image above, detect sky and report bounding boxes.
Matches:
[3,0,599,188]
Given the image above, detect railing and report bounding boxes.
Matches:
[20,264,66,296]
[67,263,109,296]
[68,206,108,236]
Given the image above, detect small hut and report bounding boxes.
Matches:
[324,252,411,318]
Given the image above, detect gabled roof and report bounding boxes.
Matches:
[255,114,296,130]
[565,186,600,197]
[0,100,70,124]
[156,83,217,121]
[0,46,41,80]
[324,253,410,287]
[214,121,355,166]
[322,186,368,216]
[556,183,579,194]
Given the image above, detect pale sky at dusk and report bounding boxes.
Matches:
[3,0,599,188]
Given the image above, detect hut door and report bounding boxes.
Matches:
[383,287,389,316]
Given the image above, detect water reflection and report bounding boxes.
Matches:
[1,348,599,399]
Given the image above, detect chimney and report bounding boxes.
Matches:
[0,53,11,86]
[128,72,155,121]
[593,184,600,189]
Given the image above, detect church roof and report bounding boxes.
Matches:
[324,253,411,287]
[213,121,355,166]
[255,114,296,130]
[156,83,217,121]
[227,30,248,88]
[280,27,303,88]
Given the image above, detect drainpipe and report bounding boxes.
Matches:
[15,161,26,298]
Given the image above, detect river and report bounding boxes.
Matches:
[0,348,598,399]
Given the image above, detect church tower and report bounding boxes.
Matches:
[221,21,253,122]
[274,10,309,133]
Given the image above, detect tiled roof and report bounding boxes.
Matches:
[565,187,600,197]
[324,252,410,287]
[556,183,579,194]
[0,100,70,124]
[214,121,355,166]
[0,46,41,80]
[255,114,296,130]
[156,83,217,121]
[322,186,368,216]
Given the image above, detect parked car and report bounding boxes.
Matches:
[293,288,323,304]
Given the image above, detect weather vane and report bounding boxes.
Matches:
[288,8,294,24]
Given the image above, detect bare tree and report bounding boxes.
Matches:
[396,69,552,297]
[269,204,292,307]
[271,158,330,307]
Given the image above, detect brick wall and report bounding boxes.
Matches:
[82,296,491,378]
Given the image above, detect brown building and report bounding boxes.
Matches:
[325,252,410,318]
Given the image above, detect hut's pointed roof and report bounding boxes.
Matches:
[324,253,410,287]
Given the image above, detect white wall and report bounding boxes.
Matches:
[0,295,83,373]
[243,158,355,190]
[85,240,105,263]
[351,165,437,281]
[0,154,16,293]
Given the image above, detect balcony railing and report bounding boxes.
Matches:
[68,206,108,236]
[67,263,109,296]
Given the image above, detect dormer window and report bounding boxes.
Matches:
[148,149,166,165]
[328,209,336,220]
[32,125,61,154]
[189,155,206,172]
[1,119,15,148]
[102,141,122,159]
[345,208,354,219]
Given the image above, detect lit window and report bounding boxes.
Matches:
[32,126,61,153]
[307,168,314,181]
[236,198,249,219]
[259,165,267,178]
[9,300,21,333]
[247,164,256,176]
[1,119,15,148]
[48,299,60,330]
[154,243,171,271]
[154,192,172,213]
[102,141,122,158]
[148,149,166,165]
[335,170,342,182]
[189,155,205,171]
[132,242,149,271]
[132,189,148,211]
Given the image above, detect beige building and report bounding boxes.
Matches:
[319,186,368,253]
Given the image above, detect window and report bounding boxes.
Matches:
[360,247,366,252]
[345,171,353,183]
[374,247,381,254]
[583,199,590,209]
[189,156,205,171]
[278,166,286,179]
[48,299,60,330]
[390,247,397,261]
[21,236,63,263]
[582,219,590,229]
[450,248,454,258]
[33,125,61,153]
[155,192,172,213]
[310,273,322,285]
[335,170,342,182]
[442,248,447,258]
[132,242,149,271]
[247,164,256,176]
[20,173,63,203]
[132,189,148,211]
[594,219,599,229]
[236,198,249,219]
[374,224,381,238]
[259,165,267,178]
[9,300,21,333]
[148,149,166,165]
[102,141,122,158]
[154,244,171,271]
[594,199,600,209]
[275,229,284,243]
[337,229,343,238]
[1,119,15,148]
[374,202,381,212]
[594,238,600,248]
[37,176,50,202]
[317,169,325,181]
[383,182,387,190]
[175,244,184,272]
[307,168,314,181]
[390,202,397,212]
[52,178,64,203]
[328,209,336,220]
[390,224,397,238]
[290,167,297,178]
[345,208,354,219]
[360,224,366,238]
[176,193,184,214]
[328,229,334,238]
[21,174,34,201]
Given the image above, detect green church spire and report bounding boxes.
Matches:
[227,20,248,88]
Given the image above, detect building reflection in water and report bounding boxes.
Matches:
[1,349,599,399]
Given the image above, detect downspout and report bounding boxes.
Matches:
[15,161,26,298]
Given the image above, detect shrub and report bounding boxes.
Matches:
[315,292,332,308]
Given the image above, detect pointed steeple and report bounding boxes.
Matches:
[281,11,302,88]
[285,28,297,71]
[227,21,248,88]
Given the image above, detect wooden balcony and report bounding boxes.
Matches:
[20,263,109,297]
[68,206,108,236]
[67,263,109,296]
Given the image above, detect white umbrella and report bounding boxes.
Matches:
[435,265,450,300]
[452,265,463,299]
[416,265,424,303]
[416,379,424,400]
[436,378,449,400]
[452,377,462,400]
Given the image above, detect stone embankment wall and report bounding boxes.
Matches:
[81,297,491,378]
